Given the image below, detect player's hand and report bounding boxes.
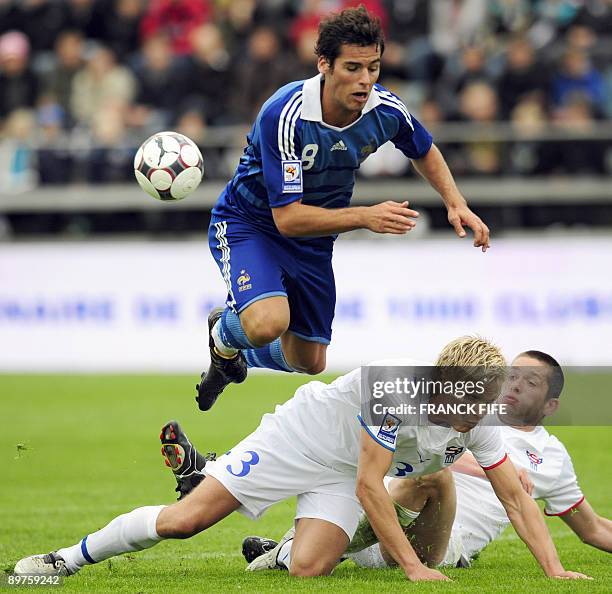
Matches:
[447,204,490,251]
[517,468,534,496]
[551,570,593,580]
[366,201,419,234]
[404,565,451,582]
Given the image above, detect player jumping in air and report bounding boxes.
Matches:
[14,338,588,582]
[197,6,490,410]
[243,351,611,571]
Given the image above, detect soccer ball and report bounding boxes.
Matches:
[134,131,204,201]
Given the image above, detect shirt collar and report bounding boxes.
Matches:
[300,73,381,123]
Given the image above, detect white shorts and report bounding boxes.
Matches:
[204,413,363,539]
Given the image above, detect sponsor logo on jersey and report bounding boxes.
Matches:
[282,160,302,192]
[237,269,252,292]
[377,412,401,445]
[330,139,348,151]
[444,445,465,464]
[526,449,543,470]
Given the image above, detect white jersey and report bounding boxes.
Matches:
[268,359,507,479]
[448,424,585,561]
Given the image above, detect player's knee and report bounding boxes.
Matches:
[289,557,334,577]
[289,350,326,375]
[303,359,326,375]
[159,511,202,539]
[417,468,453,496]
[241,312,288,346]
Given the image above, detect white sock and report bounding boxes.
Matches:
[211,320,238,357]
[276,539,293,569]
[348,543,387,568]
[57,505,165,574]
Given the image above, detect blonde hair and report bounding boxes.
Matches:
[436,335,506,368]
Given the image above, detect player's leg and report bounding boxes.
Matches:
[281,332,327,374]
[14,476,241,576]
[246,487,362,576]
[281,253,335,374]
[199,218,291,409]
[288,518,350,576]
[385,470,456,567]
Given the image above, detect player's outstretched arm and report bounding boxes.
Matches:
[272,200,419,237]
[411,144,490,252]
[355,430,450,582]
[485,458,592,579]
[561,500,612,553]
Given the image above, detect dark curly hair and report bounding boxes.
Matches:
[315,5,385,67]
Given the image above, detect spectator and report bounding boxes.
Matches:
[550,48,605,112]
[437,45,490,118]
[457,81,504,175]
[497,37,547,118]
[70,45,136,127]
[36,94,74,184]
[509,94,548,174]
[141,0,211,56]
[429,0,488,57]
[218,0,258,56]
[539,95,608,174]
[87,104,134,183]
[15,0,66,53]
[0,31,39,121]
[63,0,106,39]
[180,23,232,125]
[129,34,182,132]
[99,0,145,62]
[487,0,534,36]
[231,26,294,123]
[290,25,320,82]
[42,30,84,125]
[0,109,37,193]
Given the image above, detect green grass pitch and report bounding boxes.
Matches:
[1,373,610,593]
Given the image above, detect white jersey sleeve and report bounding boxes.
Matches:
[466,425,508,470]
[542,438,585,516]
[358,412,401,452]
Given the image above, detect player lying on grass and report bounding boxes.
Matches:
[243,351,611,571]
[14,337,588,582]
[197,6,490,411]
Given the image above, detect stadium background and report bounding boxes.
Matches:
[1,1,611,592]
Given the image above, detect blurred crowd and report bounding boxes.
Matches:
[0,0,611,191]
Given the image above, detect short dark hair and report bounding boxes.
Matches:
[519,350,565,399]
[315,5,385,66]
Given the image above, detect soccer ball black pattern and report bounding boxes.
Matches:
[134,131,204,201]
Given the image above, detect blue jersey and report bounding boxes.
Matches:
[213,74,433,249]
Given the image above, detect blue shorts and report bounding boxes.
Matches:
[208,213,335,344]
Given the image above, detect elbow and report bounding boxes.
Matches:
[273,216,296,237]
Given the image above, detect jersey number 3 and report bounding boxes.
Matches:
[302,144,318,170]
[226,450,260,477]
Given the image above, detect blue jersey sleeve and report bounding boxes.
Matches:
[391,112,432,160]
[376,88,433,159]
[258,93,304,208]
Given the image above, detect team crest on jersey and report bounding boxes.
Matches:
[360,139,377,159]
[237,269,251,292]
[444,445,465,464]
[377,412,401,445]
[526,450,543,470]
[282,160,302,193]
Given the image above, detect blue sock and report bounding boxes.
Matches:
[218,308,255,350]
[244,338,294,372]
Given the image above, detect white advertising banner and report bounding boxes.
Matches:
[1,237,611,371]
